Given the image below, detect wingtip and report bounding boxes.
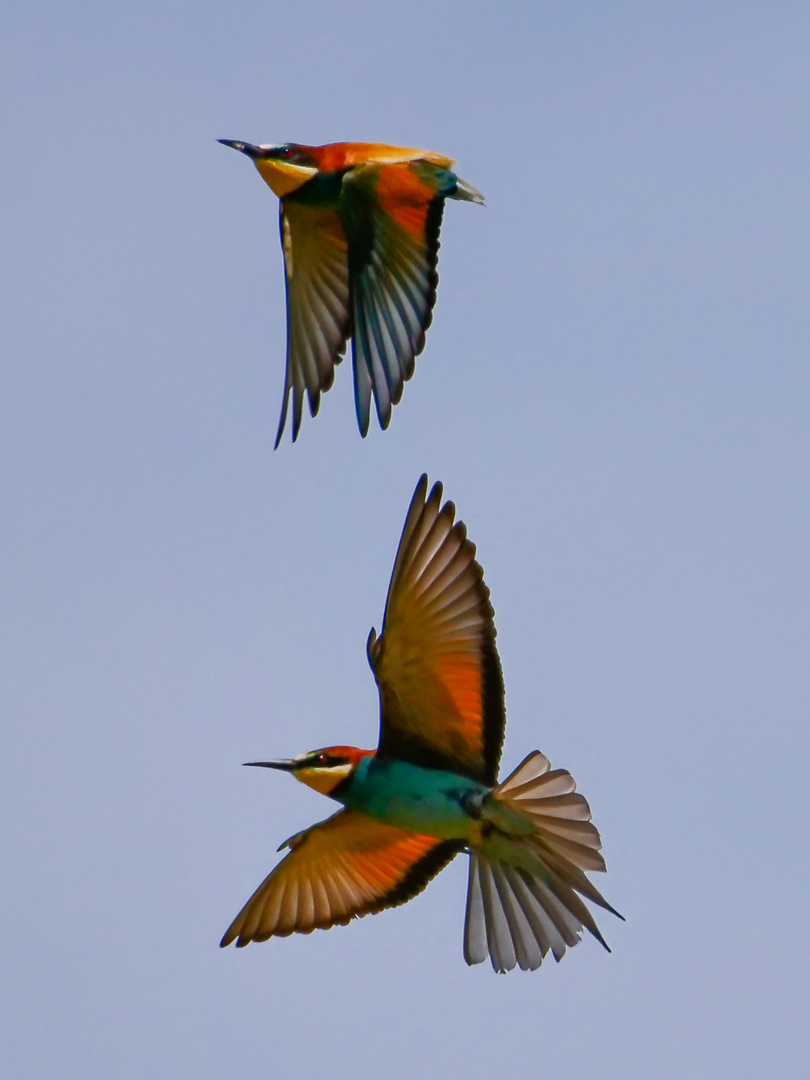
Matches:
[356,399,371,438]
[426,478,444,510]
[366,626,378,667]
[406,473,433,517]
[275,389,290,449]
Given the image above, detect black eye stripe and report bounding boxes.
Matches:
[269,145,317,168]
[310,753,349,768]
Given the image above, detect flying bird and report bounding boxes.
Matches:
[221,476,622,972]
[218,140,483,445]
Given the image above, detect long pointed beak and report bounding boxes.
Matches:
[218,139,262,158]
[243,758,298,771]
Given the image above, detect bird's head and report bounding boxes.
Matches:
[244,745,372,796]
[218,139,319,196]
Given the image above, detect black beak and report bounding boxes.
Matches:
[243,758,298,771]
[218,139,263,158]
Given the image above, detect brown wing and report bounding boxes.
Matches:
[341,163,446,434]
[275,200,351,446]
[367,475,505,785]
[220,807,461,947]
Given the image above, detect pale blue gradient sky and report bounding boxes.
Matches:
[2,2,809,1077]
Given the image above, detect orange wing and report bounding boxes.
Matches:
[341,162,450,434]
[368,476,505,785]
[220,808,461,947]
[276,200,351,446]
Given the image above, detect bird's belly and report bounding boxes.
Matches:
[340,759,488,841]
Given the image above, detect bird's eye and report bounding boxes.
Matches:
[315,753,330,766]
[280,147,294,160]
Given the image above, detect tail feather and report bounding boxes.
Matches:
[517,792,592,820]
[480,858,517,971]
[463,750,623,972]
[495,752,607,871]
[534,832,606,873]
[491,862,542,971]
[463,854,488,966]
[495,750,552,794]
[527,813,603,848]
[534,840,623,918]
[519,871,583,952]
[525,852,611,950]
[465,853,582,971]
[507,869,561,960]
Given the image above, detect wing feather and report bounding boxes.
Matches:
[467,853,589,972]
[221,808,460,947]
[342,163,448,434]
[368,476,505,784]
[276,201,350,446]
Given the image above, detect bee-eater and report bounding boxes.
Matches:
[217,140,483,446]
[221,476,622,972]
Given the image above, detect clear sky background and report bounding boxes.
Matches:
[2,2,808,1077]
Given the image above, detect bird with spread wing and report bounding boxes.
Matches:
[221,476,622,972]
[218,140,483,445]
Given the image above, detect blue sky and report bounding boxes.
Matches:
[2,2,809,1077]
